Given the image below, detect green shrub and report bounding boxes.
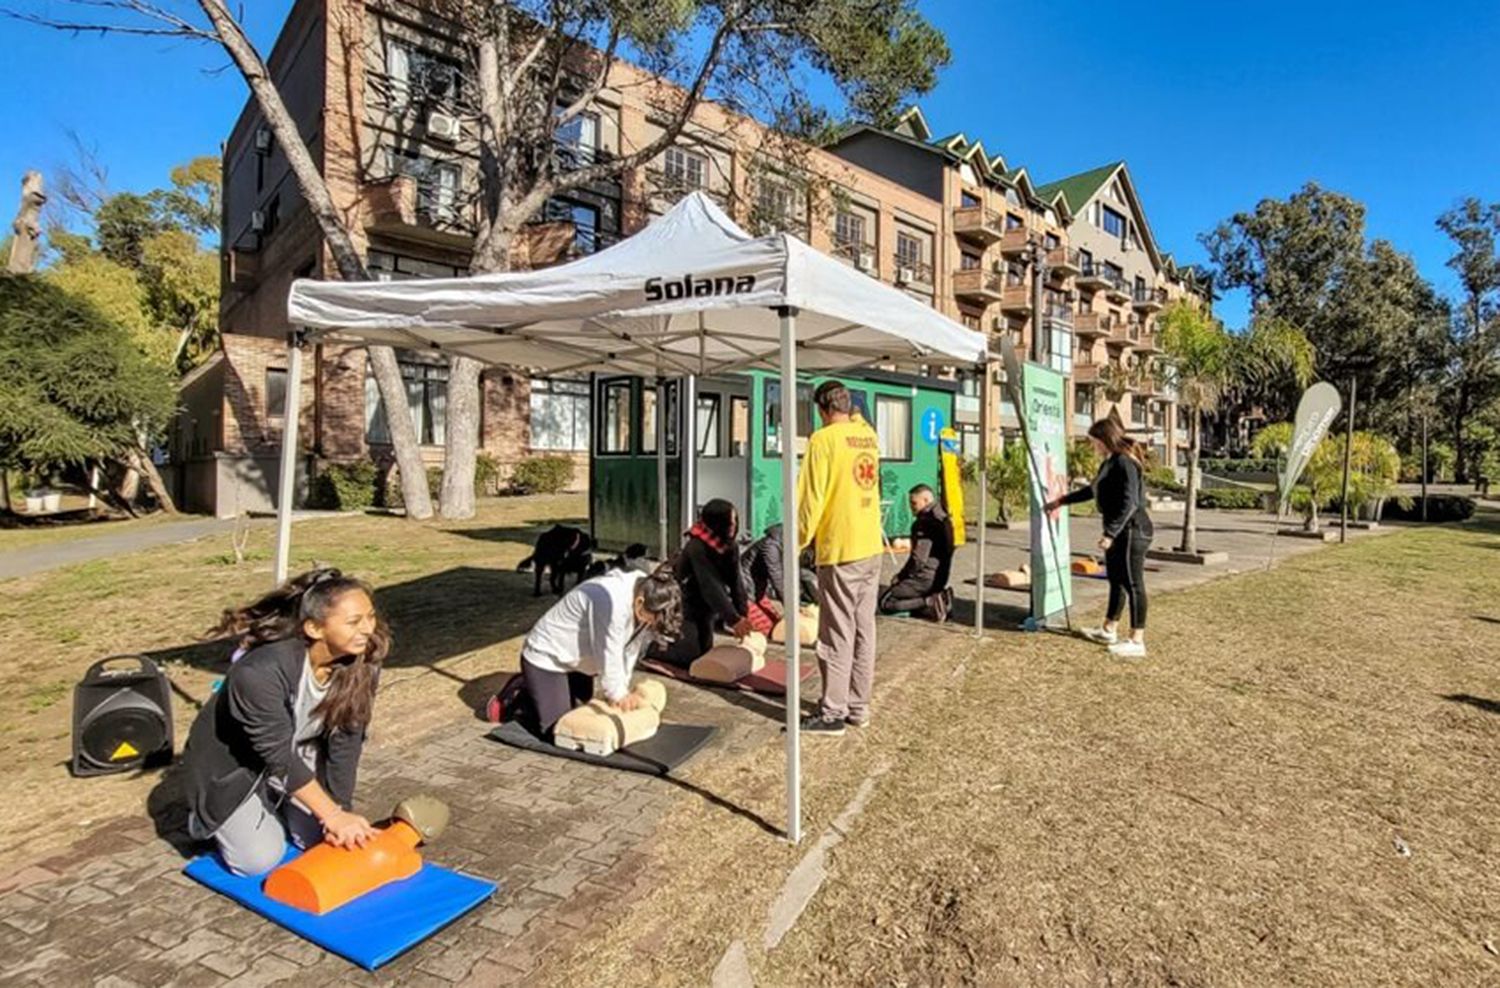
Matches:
[475,452,500,496]
[1200,457,1279,475]
[383,466,443,511]
[1146,466,1182,493]
[1067,438,1101,481]
[1382,495,1475,523]
[510,456,574,495]
[308,461,377,511]
[1196,487,1265,510]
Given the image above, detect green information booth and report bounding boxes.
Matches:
[590,369,957,551]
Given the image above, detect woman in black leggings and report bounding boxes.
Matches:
[1046,417,1154,659]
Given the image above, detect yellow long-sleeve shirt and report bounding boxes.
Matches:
[796,418,884,566]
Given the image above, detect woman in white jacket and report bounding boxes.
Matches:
[520,565,682,738]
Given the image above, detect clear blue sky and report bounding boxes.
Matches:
[2,0,1496,326]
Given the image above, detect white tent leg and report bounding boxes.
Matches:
[272,332,305,587]
[779,306,802,845]
[656,376,668,560]
[683,374,698,530]
[974,360,989,637]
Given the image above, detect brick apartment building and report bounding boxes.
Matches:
[170,0,1210,515]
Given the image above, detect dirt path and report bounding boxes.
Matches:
[541,512,1500,986]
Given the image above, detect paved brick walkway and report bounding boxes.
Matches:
[0,653,789,987]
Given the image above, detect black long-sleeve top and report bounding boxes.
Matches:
[1059,452,1155,539]
[181,638,369,834]
[894,503,955,591]
[675,536,748,627]
[740,524,818,605]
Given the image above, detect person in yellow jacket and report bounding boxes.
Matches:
[795,380,884,735]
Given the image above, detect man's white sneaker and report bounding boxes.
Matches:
[1082,626,1118,645]
[1108,640,1147,659]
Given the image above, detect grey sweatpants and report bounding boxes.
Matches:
[815,555,882,720]
[201,783,323,877]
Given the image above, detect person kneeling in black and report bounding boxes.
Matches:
[655,498,752,667]
[878,484,955,622]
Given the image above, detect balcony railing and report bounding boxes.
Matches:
[952,205,1004,245]
[952,268,1003,302]
[1106,320,1135,347]
[831,238,880,275]
[1135,331,1163,354]
[998,229,1030,256]
[1104,273,1132,302]
[894,256,934,286]
[1133,285,1168,311]
[1047,246,1082,277]
[1073,362,1101,384]
[1074,311,1118,338]
[553,140,615,173]
[1000,284,1032,312]
[360,174,477,240]
[1042,303,1073,325]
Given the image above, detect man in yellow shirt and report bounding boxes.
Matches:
[796,380,884,735]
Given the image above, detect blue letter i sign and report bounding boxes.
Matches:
[921,408,944,446]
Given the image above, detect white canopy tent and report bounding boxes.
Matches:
[280,192,989,842]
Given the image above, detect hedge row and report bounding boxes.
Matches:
[1381,495,1476,523]
[308,452,570,511]
[1200,457,1280,475]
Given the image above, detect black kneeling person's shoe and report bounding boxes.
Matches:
[925,590,950,623]
[801,714,847,736]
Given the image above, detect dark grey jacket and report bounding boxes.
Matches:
[1060,453,1155,540]
[181,638,368,834]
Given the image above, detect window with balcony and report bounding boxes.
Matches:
[663,146,708,189]
[1005,213,1024,230]
[366,360,448,446]
[1079,248,1094,274]
[385,41,463,110]
[1074,385,1094,419]
[960,252,981,271]
[367,250,463,280]
[542,197,603,254]
[554,109,602,168]
[1044,232,1060,250]
[834,210,868,251]
[384,148,460,221]
[1104,261,1125,282]
[960,190,981,208]
[1102,205,1127,238]
[1005,187,1022,207]
[529,377,591,451]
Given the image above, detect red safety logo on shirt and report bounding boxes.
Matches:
[853,453,878,490]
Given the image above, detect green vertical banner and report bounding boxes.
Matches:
[1022,362,1073,624]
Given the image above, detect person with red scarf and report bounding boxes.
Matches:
[655,498,752,667]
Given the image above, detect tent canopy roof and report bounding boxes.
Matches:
[287,193,987,377]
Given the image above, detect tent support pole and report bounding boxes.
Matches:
[779,305,802,845]
[974,360,989,638]
[683,374,698,532]
[272,330,305,587]
[656,376,668,560]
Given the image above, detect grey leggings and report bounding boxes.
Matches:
[207,783,323,877]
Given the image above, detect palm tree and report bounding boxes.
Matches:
[1156,302,1315,554]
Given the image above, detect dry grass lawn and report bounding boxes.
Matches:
[0,494,587,873]
[542,511,1500,987]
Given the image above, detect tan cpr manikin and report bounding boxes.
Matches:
[769,604,819,646]
[689,631,768,683]
[554,679,667,756]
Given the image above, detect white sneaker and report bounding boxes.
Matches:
[1108,640,1147,659]
[1082,626,1118,645]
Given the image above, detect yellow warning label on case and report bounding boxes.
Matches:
[110,741,139,761]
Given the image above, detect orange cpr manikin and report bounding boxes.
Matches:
[264,795,450,915]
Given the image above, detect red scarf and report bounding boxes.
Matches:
[687,522,729,554]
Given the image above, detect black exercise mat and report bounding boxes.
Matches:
[486,720,717,776]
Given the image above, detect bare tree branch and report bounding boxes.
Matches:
[556,21,619,127]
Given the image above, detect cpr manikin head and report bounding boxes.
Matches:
[908,483,935,516]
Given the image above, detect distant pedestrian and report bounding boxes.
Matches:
[1045,418,1154,658]
[796,381,884,735]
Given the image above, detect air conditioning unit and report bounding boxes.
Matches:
[992,317,1005,332]
[896,266,916,285]
[1121,239,1132,252]
[253,127,272,155]
[856,250,876,273]
[427,111,461,142]
[249,209,266,233]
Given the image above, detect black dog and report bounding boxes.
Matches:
[517,525,595,596]
[583,543,650,580]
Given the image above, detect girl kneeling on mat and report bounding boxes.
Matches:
[519,566,682,740]
[1045,418,1155,659]
[654,498,753,667]
[181,569,387,876]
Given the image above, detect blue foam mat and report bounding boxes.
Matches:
[184,849,497,970]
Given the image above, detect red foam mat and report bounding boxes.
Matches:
[638,656,816,697]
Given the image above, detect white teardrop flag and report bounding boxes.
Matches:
[1279,381,1342,513]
